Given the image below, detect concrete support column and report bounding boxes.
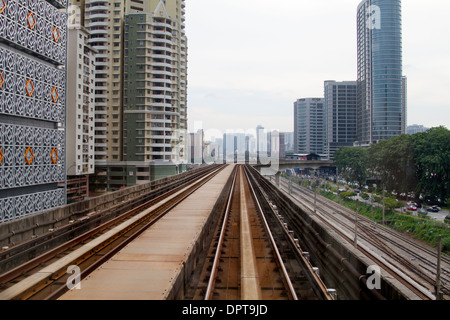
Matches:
[275,172,281,187]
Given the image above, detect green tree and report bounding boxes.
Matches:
[334,147,368,187]
[411,126,450,203]
[384,198,403,213]
[334,126,450,204]
[368,134,417,195]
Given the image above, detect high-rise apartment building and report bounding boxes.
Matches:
[83,0,127,191]
[0,0,68,222]
[70,0,187,191]
[356,0,405,145]
[294,98,326,155]
[66,25,96,201]
[324,81,357,159]
[123,9,187,161]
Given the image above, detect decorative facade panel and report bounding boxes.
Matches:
[0,123,65,190]
[0,46,65,122]
[0,0,66,223]
[0,188,65,223]
[0,0,67,65]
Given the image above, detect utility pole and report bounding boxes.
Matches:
[289,175,292,195]
[436,236,442,300]
[382,189,386,225]
[371,196,374,220]
[314,185,317,215]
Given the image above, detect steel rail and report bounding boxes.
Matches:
[245,167,336,300]
[248,166,385,300]
[287,178,450,266]
[204,166,238,300]
[243,166,299,300]
[277,177,436,300]
[287,180,449,295]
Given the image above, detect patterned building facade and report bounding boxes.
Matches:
[0,0,68,222]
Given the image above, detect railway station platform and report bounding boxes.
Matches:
[59,165,235,300]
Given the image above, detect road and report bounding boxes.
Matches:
[426,210,449,223]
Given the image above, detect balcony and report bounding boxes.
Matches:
[152,61,172,68]
[86,5,109,12]
[88,21,109,28]
[88,13,109,20]
[153,22,173,29]
[151,86,172,92]
[151,70,172,77]
[151,94,172,100]
[89,0,109,4]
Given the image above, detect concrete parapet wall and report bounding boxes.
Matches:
[0,167,210,248]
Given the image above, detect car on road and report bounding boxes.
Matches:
[406,205,417,211]
[418,208,428,216]
[427,205,441,213]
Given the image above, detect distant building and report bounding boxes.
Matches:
[283,132,294,154]
[188,130,204,164]
[402,76,408,134]
[278,132,286,159]
[324,81,357,160]
[294,98,326,156]
[256,125,267,163]
[407,124,429,135]
[223,132,247,163]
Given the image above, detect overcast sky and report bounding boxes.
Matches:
[184,0,450,137]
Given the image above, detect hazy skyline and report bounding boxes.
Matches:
[185,0,450,136]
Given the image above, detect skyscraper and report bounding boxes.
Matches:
[0,0,68,222]
[324,81,357,159]
[294,98,326,155]
[356,0,405,145]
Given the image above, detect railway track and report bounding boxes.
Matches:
[0,165,226,300]
[189,165,334,301]
[277,176,450,300]
[0,164,223,275]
